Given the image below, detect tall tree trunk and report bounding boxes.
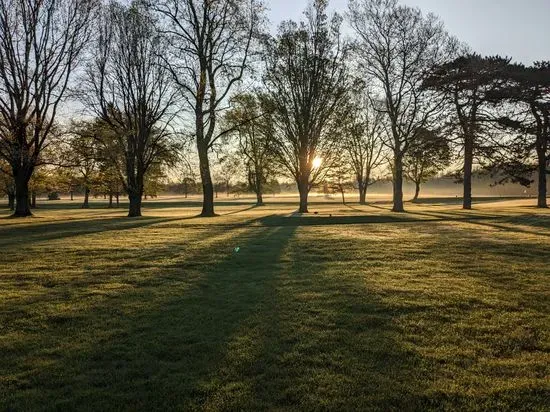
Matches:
[392,151,405,212]
[30,191,37,208]
[8,192,15,210]
[536,146,547,208]
[198,141,215,217]
[128,190,142,217]
[70,190,74,201]
[82,186,90,209]
[13,172,32,217]
[297,175,309,213]
[256,192,264,206]
[340,187,346,204]
[116,193,120,207]
[463,136,474,210]
[413,181,421,201]
[108,193,113,208]
[358,178,367,204]
[255,175,264,206]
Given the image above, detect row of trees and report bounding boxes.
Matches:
[0,0,548,218]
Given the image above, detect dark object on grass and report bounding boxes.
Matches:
[48,192,60,201]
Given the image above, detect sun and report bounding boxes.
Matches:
[312,157,323,169]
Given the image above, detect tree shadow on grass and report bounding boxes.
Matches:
[0,216,190,248]
[0,224,298,410]
[219,235,438,411]
[410,209,550,239]
[257,211,508,228]
[408,196,527,205]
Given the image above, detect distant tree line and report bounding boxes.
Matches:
[0,0,548,217]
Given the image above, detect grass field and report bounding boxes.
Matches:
[0,196,549,411]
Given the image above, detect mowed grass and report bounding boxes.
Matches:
[0,197,549,411]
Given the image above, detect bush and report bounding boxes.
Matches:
[47,192,60,201]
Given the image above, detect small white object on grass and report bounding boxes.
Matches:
[234,247,240,253]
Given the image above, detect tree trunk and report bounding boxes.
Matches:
[256,192,264,206]
[13,172,32,217]
[358,179,367,204]
[536,146,547,208]
[116,193,120,207]
[8,192,15,210]
[30,191,36,208]
[198,141,216,217]
[392,151,405,212]
[70,190,74,201]
[128,191,142,217]
[297,176,309,213]
[108,193,113,208]
[341,188,346,205]
[463,136,474,210]
[413,181,421,201]
[82,186,90,209]
[255,176,264,206]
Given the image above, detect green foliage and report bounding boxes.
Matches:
[405,128,452,185]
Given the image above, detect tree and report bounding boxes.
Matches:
[0,163,14,210]
[84,1,178,217]
[348,0,454,212]
[423,54,510,209]
[225,94,276,206]
[212,154,240,198]
[344,93,385,204]
[264,0,350,213]
[324,162,354,205]
[67,123,101,208]
[0,0,96,216]
[404,127,451,200]
[154,0,264,216]
[486,62,550,208]
[97,163,123,208]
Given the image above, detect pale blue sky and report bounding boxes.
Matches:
[267,0,550,64]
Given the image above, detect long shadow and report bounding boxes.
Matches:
[0,224,298,410]
[0,216,189,248]
[409,196,527,205]
[410,209,550,239]
[221,204,259,216]
[257,211,507,228]
[238,240,434,410]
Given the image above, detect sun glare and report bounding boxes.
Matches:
[312,157,323,169]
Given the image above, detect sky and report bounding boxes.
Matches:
[267,0,550,64]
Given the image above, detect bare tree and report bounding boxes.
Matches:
[154,0,263,217]
[264,0,350,213]
[404,127,451,201]
[0,0,96,216]
[348,0,454,212]
[224,93,275,206]
[84,0,178,217]
[344,93,386,204]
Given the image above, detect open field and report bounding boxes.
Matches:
[0,196,549,410]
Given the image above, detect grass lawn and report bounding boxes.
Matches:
[0,197,549,411]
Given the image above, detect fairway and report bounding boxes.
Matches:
[0,197,549,411]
